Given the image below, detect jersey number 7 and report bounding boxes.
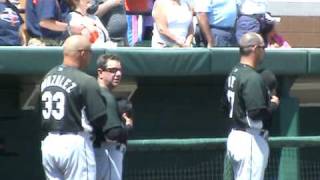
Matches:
[227,76,236,118]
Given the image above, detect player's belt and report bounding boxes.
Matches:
[49,131,81,135]
[233,127,268,138]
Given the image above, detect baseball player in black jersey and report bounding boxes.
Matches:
[223,32,279,180]
[40,35,107,180]
[94,54,133,180]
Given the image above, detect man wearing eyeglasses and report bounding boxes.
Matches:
[94,54,133,180]
[40,35,107,180]
[221,32,279,180]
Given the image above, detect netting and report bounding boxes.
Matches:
[122,137,320,180]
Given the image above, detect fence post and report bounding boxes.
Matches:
[278,76,300,180]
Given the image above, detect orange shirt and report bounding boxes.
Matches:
[125,0,152,14]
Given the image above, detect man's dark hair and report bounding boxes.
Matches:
[96,54,121,69]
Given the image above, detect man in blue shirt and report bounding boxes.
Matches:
[195,0,237,47]
[0,0,24,46]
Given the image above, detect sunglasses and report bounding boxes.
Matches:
[102,67,122,73]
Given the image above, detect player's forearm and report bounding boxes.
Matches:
[92,114,108,132]
[248,108,272,123]
[268,102,278,113]
[39,19,68,32]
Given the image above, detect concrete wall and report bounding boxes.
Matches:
[275,16,320,48]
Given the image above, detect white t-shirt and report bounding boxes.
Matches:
[238,0,268,15]
[152,0,193,47]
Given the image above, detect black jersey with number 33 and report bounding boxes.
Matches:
[40,65,106,132]
[225,63,268,127]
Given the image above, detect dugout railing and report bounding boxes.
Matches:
[0,47,320,180]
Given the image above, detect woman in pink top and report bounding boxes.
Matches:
[267,28,291,48]
[263,13,291,48]
[152,0,194,48]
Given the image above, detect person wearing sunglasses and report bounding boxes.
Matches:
[40,35,107,180]
[222,32,279,180]
[94,54,133,180]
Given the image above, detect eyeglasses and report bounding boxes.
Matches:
[102,67,122,73]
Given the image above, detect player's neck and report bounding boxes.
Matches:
[97,79,115,91]
[240,56,257,69]
[63,58,82,69]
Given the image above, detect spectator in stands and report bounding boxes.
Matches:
[25,0,43,46]
[152,0,194,48]
[8,0,19,8]
[267,30,291,48]
[25,0,83,46]
[0,0,24,46]
[262,14,291,48]
[91,0,128,46]
[194,0,237,47]
[235,0,269,45]
[66,0,115,47]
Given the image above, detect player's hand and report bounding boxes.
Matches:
[122,113,133,127]
[271,95,280,106]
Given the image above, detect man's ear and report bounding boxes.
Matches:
[80,50,86,57]
[97,68,103,75]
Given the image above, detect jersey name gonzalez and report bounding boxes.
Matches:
[41,75,77,93]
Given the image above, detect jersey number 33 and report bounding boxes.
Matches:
[42,91,66,120]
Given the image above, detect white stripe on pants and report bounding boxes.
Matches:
[95,142,126,180]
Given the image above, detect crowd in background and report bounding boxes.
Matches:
[0,0,291,48]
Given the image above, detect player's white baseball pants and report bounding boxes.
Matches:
[41,132,96,180]
[227,129,269,180]
[95,141,126,180]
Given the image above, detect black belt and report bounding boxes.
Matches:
[233,127,247,132]
[233,127,267,137]
[240,13,265,19]
[209,25,234,32]
[50,131,80,135]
